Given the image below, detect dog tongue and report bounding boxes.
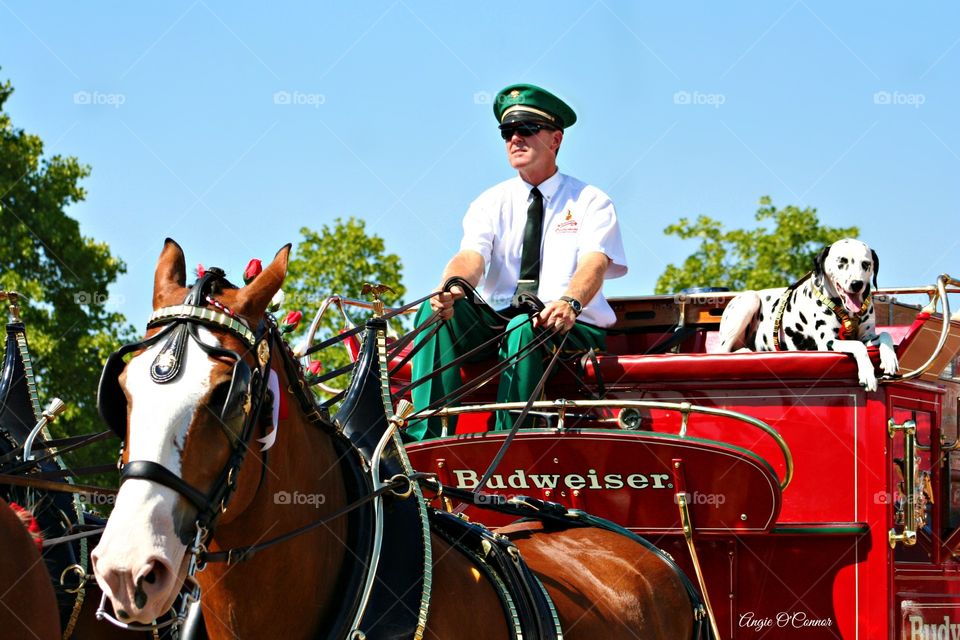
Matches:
[842,289,862,314]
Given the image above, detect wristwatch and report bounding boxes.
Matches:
[559,296,582,317]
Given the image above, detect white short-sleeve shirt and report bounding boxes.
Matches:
[459,171,627,327]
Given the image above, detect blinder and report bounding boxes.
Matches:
[96,322,255,440]
[97,323,177,438]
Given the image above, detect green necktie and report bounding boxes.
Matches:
[516,187,544,297]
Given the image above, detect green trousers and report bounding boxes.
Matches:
[406,298,605,440]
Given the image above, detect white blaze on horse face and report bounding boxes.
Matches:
[92,327,220,623]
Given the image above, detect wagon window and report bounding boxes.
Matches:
[946,394,960,530]
[943,354,960,382]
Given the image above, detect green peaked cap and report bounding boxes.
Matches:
[493,83,577,129]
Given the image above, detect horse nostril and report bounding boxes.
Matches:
[851,281,864,292]
[144,569,157,584]
[135,582,148,609]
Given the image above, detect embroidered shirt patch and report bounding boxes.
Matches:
[554,210,578,234]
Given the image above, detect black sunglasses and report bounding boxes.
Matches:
[500,124,553,140]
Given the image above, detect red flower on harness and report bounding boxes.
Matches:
[197,263,206,278]
[280,310,302,334]
[8,502,43,553]
[243,258,263,284]
[304,360,323,384]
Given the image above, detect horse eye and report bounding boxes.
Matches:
[205,381,231,415]
[862,261,871,269]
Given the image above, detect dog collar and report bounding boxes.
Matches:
[772,271,872,350]
[812,285,871,340]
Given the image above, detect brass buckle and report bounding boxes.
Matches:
[387,474,413,499]
[60,563,88,594]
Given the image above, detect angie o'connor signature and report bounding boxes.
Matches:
[739,611,834,631]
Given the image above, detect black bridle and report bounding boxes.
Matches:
[97,270,272,535]
[93,269,407,637]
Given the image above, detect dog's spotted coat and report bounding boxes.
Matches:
[715,239,899,392]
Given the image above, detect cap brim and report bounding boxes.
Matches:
[499,111,557,128]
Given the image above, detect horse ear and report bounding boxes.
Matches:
[153,238,187,309]
[871,249,879,288]
[235,244,292,317]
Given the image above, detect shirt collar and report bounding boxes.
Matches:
[521,170,563,202]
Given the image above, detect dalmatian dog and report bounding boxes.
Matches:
[715,238,899,392]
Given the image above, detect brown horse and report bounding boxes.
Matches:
[0,498,60,640]
[90,239,694,639]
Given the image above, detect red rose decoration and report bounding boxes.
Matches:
[243,258,263,284]
[8,503,42,552]
[197,263,206,278]
[304,359,324,384]
[280,310,303,334]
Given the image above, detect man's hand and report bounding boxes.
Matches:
[429,251,485,321]
[430,284,465,321]
[532,252,609,333]
[534,299,577,333]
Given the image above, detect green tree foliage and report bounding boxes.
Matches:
[655,197,859,294]
[0,76,134,480]
[283,217,406,391]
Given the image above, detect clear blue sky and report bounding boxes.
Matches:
[3,2,958,329]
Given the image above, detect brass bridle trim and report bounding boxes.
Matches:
[148,304,256,348]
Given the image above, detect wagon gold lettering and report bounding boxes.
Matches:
[907,614,960,640]
[451,468,671,492]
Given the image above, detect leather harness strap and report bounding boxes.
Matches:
[431,509,563,640]
[772,273,811,351]
[436,484,713,640]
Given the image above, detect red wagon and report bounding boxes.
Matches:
[319,274,960,639]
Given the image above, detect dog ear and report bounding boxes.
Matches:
[871,249,879,288]
[813,245,830,284]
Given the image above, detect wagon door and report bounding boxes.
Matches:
[888,389,960,639]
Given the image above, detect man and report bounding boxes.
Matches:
[407,83,627,440]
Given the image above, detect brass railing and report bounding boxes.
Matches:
[294,295,416,395]
[894,275,960,382]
